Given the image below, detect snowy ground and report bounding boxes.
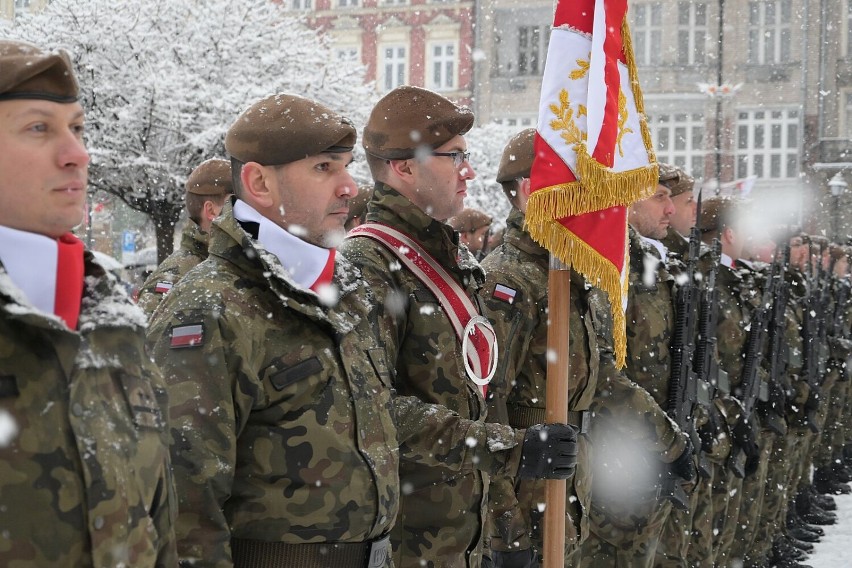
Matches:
[803,490,852,567]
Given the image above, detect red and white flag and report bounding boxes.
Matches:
[525,0,657,367]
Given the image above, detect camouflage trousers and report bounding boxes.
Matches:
[753,429,792,565]
[578,497,671,567]
[729,428,776,567]
[653,468,714,568]
[811,369,840,469]
[710,463,743,566]
[818,376,850,468]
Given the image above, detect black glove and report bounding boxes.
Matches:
[488,548,538,568]
[731,417,759,461]
[698,408,722,453]
[669,437,696,482]
[804,389,820,412]
[518,423,578,479]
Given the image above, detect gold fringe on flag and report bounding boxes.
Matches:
[525,215,629,369]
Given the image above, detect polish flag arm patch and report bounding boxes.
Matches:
[155,281,173,294]
[492,283,518,304]
[170,323,204,348]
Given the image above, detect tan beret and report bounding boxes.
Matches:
[363,85,474,160]
[658,163,694,197]
[186,159,233,196]
[225,93,356,166]
[0,40,78,103]
[496,128,536,183]
[448,208,492,233]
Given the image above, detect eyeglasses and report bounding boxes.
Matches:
[431,150,471,168]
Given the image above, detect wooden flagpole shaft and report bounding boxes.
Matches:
[544,255,571,568]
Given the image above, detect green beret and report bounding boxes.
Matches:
[0,40,78,103]
[225,93,356,166]
[496,128,536,183]
[363,85,474,160]
[186,158,233,196]
[658,163,694,197]
[448,208,492,233]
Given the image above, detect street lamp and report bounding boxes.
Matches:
[829,172,848,241]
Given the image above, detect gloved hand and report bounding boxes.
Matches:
[731,417,759,461]
[669,437,697,482]
[487,548,538,568]
[698,408,722,453]
[518,423,578,479]
[804,389,820,412]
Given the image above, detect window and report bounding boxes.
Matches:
[847,0,852,56]
[747,0,792,64]
[382,0,408,4]
[14,0,31,10]
[338,0,359,6]
[518,25,547,76]
[632,3,663,66]
[288,0,312,10]
[429,43,456,91]
[647,112,705,177]
[382,45,407,91]
[735,108,800,179]
[677,2,707,65]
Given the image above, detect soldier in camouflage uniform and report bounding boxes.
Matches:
[653,165,723,568]
[342,89,577,568]
[137,158,232,316]
[478,133,688,567]
[147,94,406,568]
[0,40,177,566]
[696,197,761,566]
[577,173,696,568]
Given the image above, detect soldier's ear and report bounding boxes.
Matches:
[240,162,275,208]
[386,158,415,181]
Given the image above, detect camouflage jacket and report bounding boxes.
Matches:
[784,269,816,419]
[147,202,401,567]
[660,226,689,258]
[137,220,209,318]
[0,253,177,567]
[479,210,686,557]
[342,184,521,568]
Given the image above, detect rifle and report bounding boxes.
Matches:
[760,245,791,436]
[660,212,706,510]
[801,241,824,433]
[727,259,778,478]
[694,239,723,400]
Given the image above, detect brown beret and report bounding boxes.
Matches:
[658,163,694,197]
[363,85,474,160]
[496,128,536,183]
[186,159,233,196]
[698,196,744,234]
[0,40,78,103]
[448,208,492,233]
[225,93,356,166]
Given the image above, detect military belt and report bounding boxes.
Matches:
[506,404,590,434]
[231,534,390,568]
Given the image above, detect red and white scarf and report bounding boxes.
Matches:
[0,226,84,329]
[233,200,335,292]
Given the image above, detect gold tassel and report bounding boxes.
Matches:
[526,218,628,368]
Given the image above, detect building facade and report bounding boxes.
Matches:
[475,0,852,234]
[0,0,49,20]
[281,0,475,105]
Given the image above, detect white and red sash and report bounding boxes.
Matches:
[349,223,497,395]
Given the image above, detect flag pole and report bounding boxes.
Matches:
[544,254,571,568]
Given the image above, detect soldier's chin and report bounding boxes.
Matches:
[320,227,347,249]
